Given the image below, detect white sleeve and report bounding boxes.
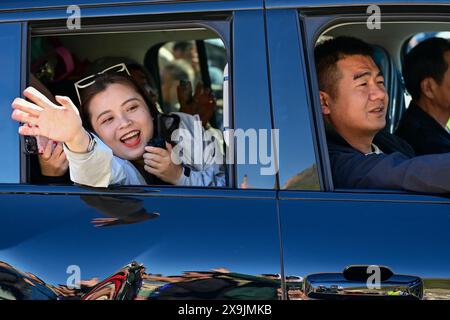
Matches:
[63,136,146,187]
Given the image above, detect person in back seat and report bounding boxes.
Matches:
[12,63,225,188]
[29,74,70,184]
[396,37,450,155]
[315,36,450,193]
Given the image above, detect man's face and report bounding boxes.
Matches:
[430,51,450,113]
[321,54,388,138]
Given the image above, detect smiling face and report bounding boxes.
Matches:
[431,51,450,114]
[321,54,388,139]
[88,83,154,160]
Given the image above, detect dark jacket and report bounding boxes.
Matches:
[326,126,450,193]
[30,154,71,184]
[395,101,450,155]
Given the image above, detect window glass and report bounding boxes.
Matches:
[404,31,450,54]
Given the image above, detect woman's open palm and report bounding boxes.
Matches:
[11,87,83,143]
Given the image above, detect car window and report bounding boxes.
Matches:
[27,23,230,188]
[156,39,226,131]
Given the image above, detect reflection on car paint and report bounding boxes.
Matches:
[0,261,283,300]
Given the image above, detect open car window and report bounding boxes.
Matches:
[28,25,229,188]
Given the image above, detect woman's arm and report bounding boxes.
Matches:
[175,163,226,187]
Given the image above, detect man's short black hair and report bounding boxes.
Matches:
[314,36,374,98]
[403,37,450,101]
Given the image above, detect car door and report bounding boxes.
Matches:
[0,1,282,300]
[266,5,450,300]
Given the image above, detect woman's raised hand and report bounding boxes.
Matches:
[11,87,83,144]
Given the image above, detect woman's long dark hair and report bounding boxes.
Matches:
[78,72,160,134]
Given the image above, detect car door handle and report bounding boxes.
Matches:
[303,265,423,300]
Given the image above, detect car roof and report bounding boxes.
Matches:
[266,0,450,9]
[0,0,260,12]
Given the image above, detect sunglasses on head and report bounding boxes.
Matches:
[74,63,131,105]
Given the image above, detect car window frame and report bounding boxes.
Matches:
[0,22,26,184]
[25,12,235,190]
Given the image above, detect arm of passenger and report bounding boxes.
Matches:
[330,150,450,193]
